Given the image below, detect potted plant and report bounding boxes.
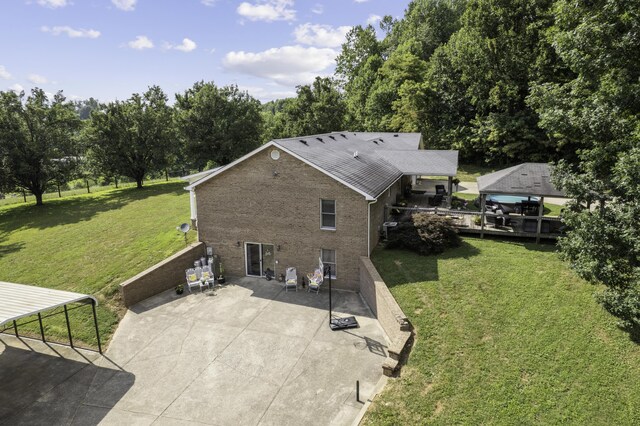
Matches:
[452,177,460,192]
[175,283,184,295]
[217,262,226,284]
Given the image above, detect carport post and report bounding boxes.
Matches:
[63,305,73,348]
[536,196,544,244]
[447,176,453,208]
[13,320,18,338]
[38,313,46,342]
[480,194,486,239]
[91,300,102,354]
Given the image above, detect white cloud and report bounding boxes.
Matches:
[0,66,11,80]
[28,74,48,84]
[166,38,197,52]
[366,14,382,25]
[201,0,217,5]
[294,23,351,48]
[36,0,68,8]
[127,35,154,50]
[237,0,296,22]
[9,84,24,93]
[111,0,136,11]
[223,45,336,86]
[238,85,296,102]
[41,26,101,39]
[311,3,323,14]
[354,0,369,3]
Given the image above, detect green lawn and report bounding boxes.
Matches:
[456,164,497,182]
[364,239,640,425]
[0,181,194,348]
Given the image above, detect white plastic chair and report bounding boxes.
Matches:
[307,268,323,294]
[201,265,214,292]
[285,267,298,292]
[185,268,200,293]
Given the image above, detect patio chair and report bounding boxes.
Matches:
[430,194,444,206]
[185,268,200,293]
[285,267,298,292]
[307,268,323,294]
[435,184,447,195]
[200,265,214,292]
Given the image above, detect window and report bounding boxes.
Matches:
[321,249,337,278]
[321,199,336,230]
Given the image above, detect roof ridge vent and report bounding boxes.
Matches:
[353,150,359,158]
[393,134,399,137]
[299,139,308,145]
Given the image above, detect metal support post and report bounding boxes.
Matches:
[64,305,73,348]
[91,300,102,354]
[38,313,46,342]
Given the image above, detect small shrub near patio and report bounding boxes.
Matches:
[386,212,461,255]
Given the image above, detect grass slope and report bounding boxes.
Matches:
[365,238,640,425]
[0,182,195,347]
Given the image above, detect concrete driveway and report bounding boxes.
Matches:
[0,277,388,425]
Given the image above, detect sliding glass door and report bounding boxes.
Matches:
[245,243,275,277]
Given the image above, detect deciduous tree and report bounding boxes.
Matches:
[0,88,81,205]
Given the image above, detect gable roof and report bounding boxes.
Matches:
[477,163,566,197]
[382,150,458,176]
[187,132,457,200]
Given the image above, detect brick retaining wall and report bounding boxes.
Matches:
[120,242,205,307]
[359,256,413,376]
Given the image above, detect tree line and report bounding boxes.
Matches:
[0,82,263,205]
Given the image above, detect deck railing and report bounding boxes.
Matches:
[384,205,564,242]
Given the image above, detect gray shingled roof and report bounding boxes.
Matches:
[274,133,403,198]
[187,132,458,200]
[477,163,566,197]
[380,150,458,176]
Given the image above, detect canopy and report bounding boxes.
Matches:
[477,163,565,197]
[0,281,97,327]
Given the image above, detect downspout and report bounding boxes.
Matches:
[190,189,198,232]
[367,199,377,256]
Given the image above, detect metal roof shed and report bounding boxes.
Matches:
[475,163,566,243]
[0,281,101,353]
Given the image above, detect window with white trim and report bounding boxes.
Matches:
[321,249,337,278]
[321,199,336,230]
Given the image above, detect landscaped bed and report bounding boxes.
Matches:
[0,181,194,347]
[364,238,640,424]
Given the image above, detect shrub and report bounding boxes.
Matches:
[386,212,461,255]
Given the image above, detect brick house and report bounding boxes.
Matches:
[185,132,458,291]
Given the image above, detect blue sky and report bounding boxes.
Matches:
[0,0,410,103]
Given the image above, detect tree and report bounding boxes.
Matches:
[279,77,347,137]
[74,98,100,120]
[536,0,640,329]
[175,81,263,171]
[0,88,81,205]
[88,86,174,189]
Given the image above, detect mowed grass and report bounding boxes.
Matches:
[364,238,640,425]
[0,181,195,348]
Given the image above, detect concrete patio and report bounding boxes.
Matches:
[0,277,389,425]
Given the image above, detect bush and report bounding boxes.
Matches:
[386,212,461,255]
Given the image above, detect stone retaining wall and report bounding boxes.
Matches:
[359,256,413,376]
[120,242,205,307]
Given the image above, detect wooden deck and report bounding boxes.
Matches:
[387,206,563,241]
